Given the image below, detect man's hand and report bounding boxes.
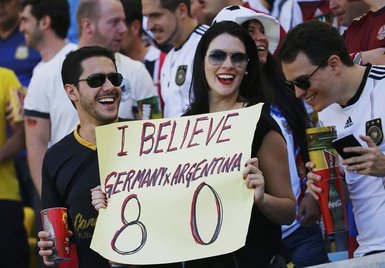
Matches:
[37,231,55,266]
[304,161,323,200]
[297,193,320,227]
[343,135,385,177]
[37,229,73,266]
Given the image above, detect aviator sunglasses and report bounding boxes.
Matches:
[75,73,123,88]
[285,60,327,90]
[208,49,249,68]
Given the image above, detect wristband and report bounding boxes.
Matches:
[353,51,363,66]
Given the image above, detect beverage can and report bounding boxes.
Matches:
[306,126,347,234]
[41,207,70,262]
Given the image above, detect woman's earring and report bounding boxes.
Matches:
[245,71,248,75]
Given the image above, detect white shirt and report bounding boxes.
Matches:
[319,65,385,257]
[25,47,157,145]
[115,53,157,119]
[160,25,209,118]
[270,105,304,238]
[24,43,79,145]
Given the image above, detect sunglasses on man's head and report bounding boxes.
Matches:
[284,61,325,91]
[207,49,249,68]
[76,73,123,88]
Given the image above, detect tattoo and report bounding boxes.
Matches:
[26,118,37,126]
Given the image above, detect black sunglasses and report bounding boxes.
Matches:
[207,49,249,68]
[75,73,123,88]
[285,61,326,90]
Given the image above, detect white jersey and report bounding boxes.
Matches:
[144,45,163,86]
[115,53,157,119]
[270,105,304,238]
[319,65,385,257]
[160,25,209,118]
[24,43,79,146]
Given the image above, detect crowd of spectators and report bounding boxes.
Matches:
[1,0,384,267]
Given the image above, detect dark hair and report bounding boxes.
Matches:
[61,46,117,86]
[240,18,310,162]
[263,53,311,162]
[185,21,269,115]
[22,0,70,39]
[120,0,142,25]
[160,0,191,15]
[279,20,353,67]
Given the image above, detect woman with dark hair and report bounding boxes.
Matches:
[213,6,330,267]
[184,22,270,116]
[184,21,295,268]
[91,20,295,268]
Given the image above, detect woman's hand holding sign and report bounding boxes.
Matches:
[243,157,265,203]
[91,185,107,211]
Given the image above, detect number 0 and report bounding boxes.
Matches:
[190,182,223,245]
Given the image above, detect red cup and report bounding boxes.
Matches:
[306,126,348,234]
[41,207,70,262]
[315,175,348,234]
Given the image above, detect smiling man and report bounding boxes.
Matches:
[77,0,158,120]
[280,21,385,258]
[37,46,121,267]
[142,0,208,117]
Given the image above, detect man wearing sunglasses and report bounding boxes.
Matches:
[77,0,157,121]
[37,46,122,267]
[280,21,385,258]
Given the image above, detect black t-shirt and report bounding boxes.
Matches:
[41,130,109,268]
[185,103,283,268]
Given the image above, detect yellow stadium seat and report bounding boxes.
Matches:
[24,206,37,268]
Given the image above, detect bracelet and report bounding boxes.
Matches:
[353,51,363,66]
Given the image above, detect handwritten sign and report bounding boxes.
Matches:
[91,104,262,264]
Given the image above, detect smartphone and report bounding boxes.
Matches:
[331,134,362,159]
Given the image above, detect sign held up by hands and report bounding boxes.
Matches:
[91,104,262,264]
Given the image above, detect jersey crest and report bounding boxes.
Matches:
[377,25,385,41]
[15,44,29,60]
[175,65,187,86]
[366,118,383,145]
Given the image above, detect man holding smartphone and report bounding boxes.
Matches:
[279,21,385,258]
[331,134,362,160]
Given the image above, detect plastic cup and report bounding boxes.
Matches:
[306,126,348,234]
[137,96,162,119]
[40,207,70,262]
[315,176,348,234]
